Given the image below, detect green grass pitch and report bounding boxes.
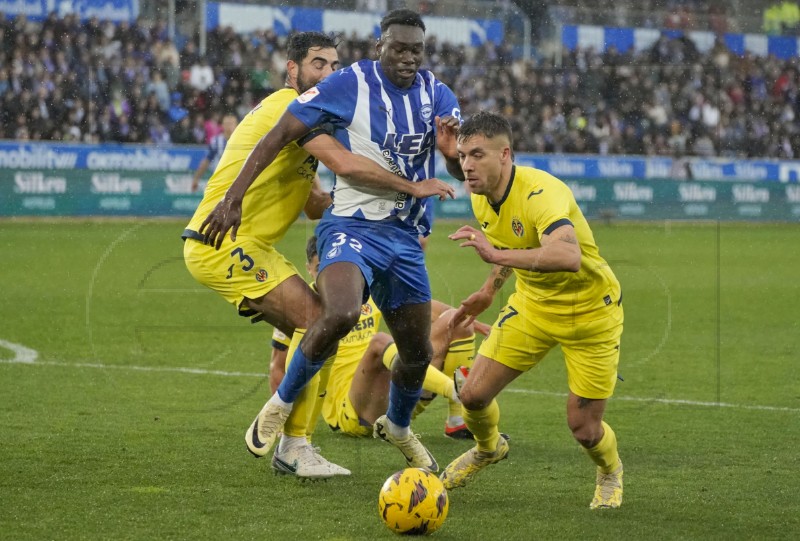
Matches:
[1,219,799,540]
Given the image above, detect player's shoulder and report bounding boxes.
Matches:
[261,88,299,109]
[514,165,569,193]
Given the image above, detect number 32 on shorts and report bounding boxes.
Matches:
[326,232,363,260]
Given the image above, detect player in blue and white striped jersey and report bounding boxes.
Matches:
[191,113,237,192]
[201,9,464,473]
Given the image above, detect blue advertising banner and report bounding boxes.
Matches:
[0,142,206,172]
[0,0,139,22]
[562,24,800,61]
[4,142,800,183]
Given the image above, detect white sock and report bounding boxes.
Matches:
[447,415,465,428]
[277,435,307,454]
[267,392,293,410]
[385,417,410,439]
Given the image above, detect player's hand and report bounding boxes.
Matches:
[452,290,494,327]
[473,320,492,337]
[411,178,455,201]
[199,196,242,250]
[191,178,200,193]
[448,225,497,264]
[435,115,459,159]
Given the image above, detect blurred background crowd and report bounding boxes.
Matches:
[2,1,800,159]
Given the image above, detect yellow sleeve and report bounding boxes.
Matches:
[526,176,573,240]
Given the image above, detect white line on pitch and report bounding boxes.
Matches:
[504,388,800,413]
[2,357,797,414]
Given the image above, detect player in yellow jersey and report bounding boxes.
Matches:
[269,237,479,452]
[183,32,455,480]
[440,111,625,510]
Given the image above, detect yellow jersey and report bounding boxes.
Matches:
[471,165,621,322]
[185,88,319,245]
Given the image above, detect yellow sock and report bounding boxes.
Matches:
[281,330,312,438]
[382,342,454,399]
[442,336,475,416]
[305,357,334,441]
[584,421,621,473]
[463,399,501,452]
[381,342,398,370]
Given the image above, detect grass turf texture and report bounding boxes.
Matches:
[1,219,799,540]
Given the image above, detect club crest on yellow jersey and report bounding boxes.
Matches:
[255,269,268,282]
[360,303,373,316]
[511,217,525,237]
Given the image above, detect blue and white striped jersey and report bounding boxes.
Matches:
[205,133,228,170]
[287,59,461,236]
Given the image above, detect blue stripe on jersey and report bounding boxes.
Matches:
[287,59,461,235]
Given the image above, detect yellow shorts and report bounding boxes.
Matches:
[324,385,371,438]
[478,292,624,399]
[183,236,299,312]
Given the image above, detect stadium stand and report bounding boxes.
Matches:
[1,7,799,159]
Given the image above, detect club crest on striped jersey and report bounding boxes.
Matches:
[297,87,319,103]
[511,217,525,237]
[420,104,433,121]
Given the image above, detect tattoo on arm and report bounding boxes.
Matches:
[577,397,595,409]
[560,233,578,245]
[492,266,513,292]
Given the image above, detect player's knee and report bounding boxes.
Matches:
[321,305,362,338]
[366,333,393,364]
[568,420,603,448]
[458,386,490,411]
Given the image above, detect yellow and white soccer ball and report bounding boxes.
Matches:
[378,467,449,535]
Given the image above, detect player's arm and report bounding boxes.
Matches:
[303,174,332,220]
[301,134,455,200]
[451,262,514,325]
[191,157,210,192]
[436,115,465,181]
[449,224,581,273]
[199,111,311,249]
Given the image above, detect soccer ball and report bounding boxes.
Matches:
[378,468,449,535]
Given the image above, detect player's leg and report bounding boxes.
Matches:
[566,394,623,509]
[433,308,477,437]
[561,308,624,508]
[374,300,441,471]
[244,280,326,458]
[348,332,394,425]
[441,297,553,489]
[270,331,349,478]
[382,301,433,427]
[439,353,517,489]
[244,274,322,334]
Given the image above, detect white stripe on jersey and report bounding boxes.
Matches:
[330,63,408,222]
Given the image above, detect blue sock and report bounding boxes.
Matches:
[387,380,422,428]
[276,346,325,403]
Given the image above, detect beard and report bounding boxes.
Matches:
[296,69,315,94]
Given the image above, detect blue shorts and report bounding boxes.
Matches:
[315,212,431,312]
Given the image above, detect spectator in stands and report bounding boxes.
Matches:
[191,112,237,192]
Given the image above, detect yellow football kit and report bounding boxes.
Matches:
[321,297,382,436]
[183,88,321,312]
[474,165,624,399]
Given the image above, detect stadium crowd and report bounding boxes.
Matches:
[2,10,800,159]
